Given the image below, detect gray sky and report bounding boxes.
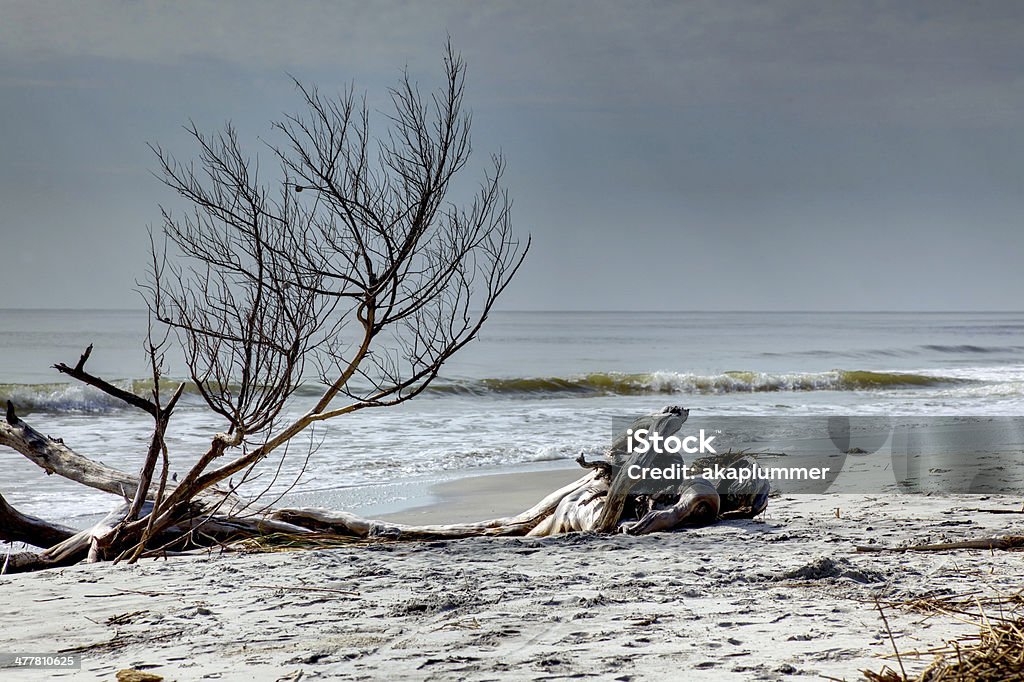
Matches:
[1,0,1022,311]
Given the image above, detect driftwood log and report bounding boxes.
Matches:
[1,404,769,574]
[856,536,1024,553]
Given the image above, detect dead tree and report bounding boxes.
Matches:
[0,46,767,574]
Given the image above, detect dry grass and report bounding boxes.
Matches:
[863,591,1024,681]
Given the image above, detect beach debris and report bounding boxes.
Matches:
[778,557,883,584]
[863,591,1024,681]
[961,506,1024,514]
[116,670,163,682]
[1,405,770,574]
[856,535,1024,554]
[105,610,148,626]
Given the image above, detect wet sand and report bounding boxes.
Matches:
[379,468,584,524]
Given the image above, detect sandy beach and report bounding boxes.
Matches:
[3,467,1023,681]
[3,1,1023,679]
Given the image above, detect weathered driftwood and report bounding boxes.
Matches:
[2,502,131,573]
[0,492,76,548]
[1,405,769,573]
[2,401,141,498]
[856,536,1024,553]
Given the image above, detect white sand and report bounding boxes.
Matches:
[2,471,1023,681]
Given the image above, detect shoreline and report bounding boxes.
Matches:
[274,461,582,524]
[378,467,583,524]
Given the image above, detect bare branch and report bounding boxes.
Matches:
[53,345,159,417]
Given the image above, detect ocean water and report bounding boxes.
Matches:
[2,309,1024,524]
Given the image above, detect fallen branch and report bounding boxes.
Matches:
[856,536,1024,553]
[53,344,158,418]
[0,492,77,548]
[2,405,773,572]
[1,401,141,498]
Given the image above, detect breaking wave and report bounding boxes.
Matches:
[428,370,967,397]
[0,378,325,414]
[0,381,143,414]
[0,369,973,413]
[921,344,1024,354]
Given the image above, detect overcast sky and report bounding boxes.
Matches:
[2,1,1022,311]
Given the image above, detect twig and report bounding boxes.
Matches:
[876,598,908,681]
[251,583,359,596]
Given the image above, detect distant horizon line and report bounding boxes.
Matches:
[2,307,1023,315]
